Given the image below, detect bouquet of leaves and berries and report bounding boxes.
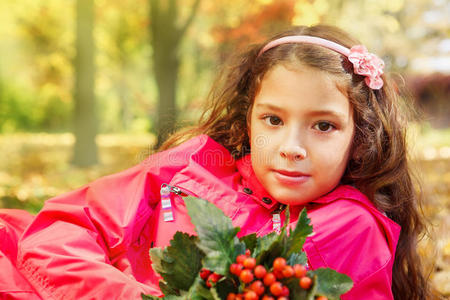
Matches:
[142,196,353,300]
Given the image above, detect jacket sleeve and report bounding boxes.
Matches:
[341,265,395,299]
[0,209,42,300]
[17,164,163,300]
[304,198,398,300]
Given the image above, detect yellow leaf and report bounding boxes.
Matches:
[443,241,450,257]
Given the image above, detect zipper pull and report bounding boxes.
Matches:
[272,204,287,234]
[164,184,188,197]
[160,184,174,222]
[272,213,281,234]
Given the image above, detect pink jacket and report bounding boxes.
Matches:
[3,135,400,299]
[0,209,41,299]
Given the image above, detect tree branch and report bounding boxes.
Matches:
[179,0,201,38]
[149,0,159,42]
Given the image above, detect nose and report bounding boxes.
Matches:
[279,132,307,161]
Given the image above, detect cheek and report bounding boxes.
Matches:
[312,135,352,167]
[249,118,266,151]
[328,136,353,170]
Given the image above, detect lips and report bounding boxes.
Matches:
[272,169,310,185]
[274,169,308,177]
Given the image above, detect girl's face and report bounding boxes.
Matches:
[249,64,355,206]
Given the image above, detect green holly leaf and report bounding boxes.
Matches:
[215,277,239,299]
[159,281,179,297]
[286,252,308,266]
[141,293,183,300]
[239,233,257,253]
[254,231,284,267]
[164,296,185,300]
[188,277,215,300]
[307,274,319,300]
[252,208,293,266]
[283,273,318,300]
[312,268,354,299]
[284,208,313,257]
[184,196,245,275]
[210,286,222,300]
[149,231,205,292]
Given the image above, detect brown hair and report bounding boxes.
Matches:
[160,25,437,299]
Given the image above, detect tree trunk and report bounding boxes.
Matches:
[153,33,179,148]
[149,0,201,148]
[72,0,98,166]
[118,71,131,131]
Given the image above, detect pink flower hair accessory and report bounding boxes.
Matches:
[258,35,385,89]
[348,45,384,89]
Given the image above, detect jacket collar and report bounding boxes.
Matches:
[170,136,394,220]
[169,135,279,212]
[235,154,372,209]
[236,154,279,211]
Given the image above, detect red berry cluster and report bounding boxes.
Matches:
[200,268,223,288]
[225,251,326,300]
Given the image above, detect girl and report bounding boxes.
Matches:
[0,25,434,299]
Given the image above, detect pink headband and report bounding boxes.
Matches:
[258,35,385,89]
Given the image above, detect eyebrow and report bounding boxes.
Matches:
[254,103,285,112]
[254,103,348,121]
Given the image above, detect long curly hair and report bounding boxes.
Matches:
[160,25,437,299]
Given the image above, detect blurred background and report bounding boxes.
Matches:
[0,0,449,295]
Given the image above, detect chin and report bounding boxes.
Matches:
[272,192,311,206]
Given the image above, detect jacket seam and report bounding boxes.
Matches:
[0,289,36,293]
[352,254,393,286]
[19,258,56,300]
[309,238,330,269]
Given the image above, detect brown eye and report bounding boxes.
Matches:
[315,122,334,132]
[262,115,283,126]
[269,116,282,125]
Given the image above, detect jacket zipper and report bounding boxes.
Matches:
[161,183,189,197]
[161,183,287,234]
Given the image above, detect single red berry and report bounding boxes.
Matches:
[227,293,236,300]
[206,277,213,287]
[230,263,244,276]
[243,257,256,269]
[299,276,312,290]
[272,257,286,271]
[254,265,267,279]
[244,290,258,300]
[316,297,328,300]
[273,269,284,280]
[269,282,283,296]
[200,268,211,281]
[236,254,247,264]
[250,280,265,295]
[263,272,276,286]
[294,264,307,278]
[281,286,289,297]
[245,249,251,256]
[262,296,275,300]
[235,294,243,300]
[282,265,294,278]
[206,272,222,287]
[240,269,254,284]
